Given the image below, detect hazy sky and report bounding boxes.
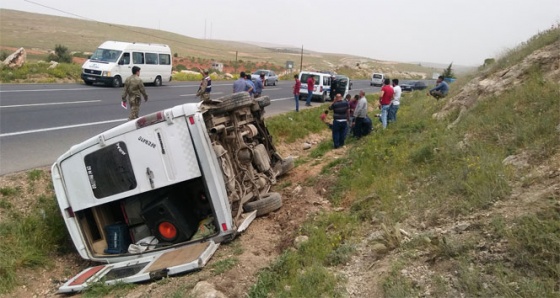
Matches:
[1,0,559,66]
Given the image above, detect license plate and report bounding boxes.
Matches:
[88,77,96,81]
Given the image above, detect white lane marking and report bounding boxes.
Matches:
[271,97,291,101]
[180,92,223,97]
[0,100,101,109]
[0,119,127,137]
[168,83,234,88]
[263,88,281,91]
[0,87,100,93]
[1,96,293,137]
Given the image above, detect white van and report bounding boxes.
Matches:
[370,73,384,87]
[51,93,293,293]
[81,41,172,87]
[299,71,332,102]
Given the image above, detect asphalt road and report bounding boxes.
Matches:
[0,79,380,175]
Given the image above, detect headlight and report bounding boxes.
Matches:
[101,71,111,77]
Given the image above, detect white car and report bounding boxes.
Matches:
[251,69,278,86]
[370,73,384,87]
[298,71,332,102]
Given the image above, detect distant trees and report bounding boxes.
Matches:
[47,44,72,63]
[442,62,455,78]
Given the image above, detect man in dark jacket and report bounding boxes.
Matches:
[328,93,350,149]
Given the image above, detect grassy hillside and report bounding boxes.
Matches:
[0,9,437,78]
[250,25,560,297]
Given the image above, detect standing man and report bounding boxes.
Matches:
[427,75,450,100]
[233,71,251,93]
[353,90,368,139]
[253,73,264,98]
[260,72,266,87]
[329,75,338,101]
[379,78,394,129]
[122,66,148,120]
[328,93,350,149]
[293,74,301,112]
[245,74,256,98]
[306,75,315,106]
[196,69,212,101]
[388,79,401,123]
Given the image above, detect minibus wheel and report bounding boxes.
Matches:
[111,76,122,88]
[243,192,282,216]
[154,76,162,87]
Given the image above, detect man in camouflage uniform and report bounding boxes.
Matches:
[196,69,212,102]
[122,66,148,120]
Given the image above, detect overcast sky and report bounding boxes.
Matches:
[1,0,559,66]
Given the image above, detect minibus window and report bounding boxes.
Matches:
[159,54,171,65]
[145,53,158,65]
[133,52,144,64]
[119,52,130,65]
[84,142,137,198]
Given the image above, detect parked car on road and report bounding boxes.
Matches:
[400,82,413,92]
[370,73,384,87]
[333,75,351,97]
[410,81,427,90]
[402,81,428,91]
[251,69,278,86]
[298,71,332,102]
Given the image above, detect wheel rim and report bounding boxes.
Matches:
[113,77,121,87]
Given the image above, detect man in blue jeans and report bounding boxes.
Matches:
[329,93,350,148]
[379,78,394,129]
[306,75,315,106]
[293,74,301,112]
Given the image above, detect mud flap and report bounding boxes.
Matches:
[58,241,220,293]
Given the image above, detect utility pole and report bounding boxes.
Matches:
[235,51,238,73]
[204,19,207,39]
[299,45,303,73]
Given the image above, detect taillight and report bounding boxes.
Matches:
[320,86,323,92]
[221,223,228,231]
[188,116,195,125]
[136,111,164,129]
[158,221,177,241]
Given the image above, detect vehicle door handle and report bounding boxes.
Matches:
[146,167,154,189]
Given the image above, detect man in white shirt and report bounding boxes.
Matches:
[389,79,402,123]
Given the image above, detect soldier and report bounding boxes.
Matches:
[196,69,212,101]
[122,66,148,120]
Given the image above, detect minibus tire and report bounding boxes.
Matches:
[278,157,294,176]
[111,76,122,88]
[256,96,271,108]
[154,76,162,87]
[243,192,282,216]
[210,92,253,114]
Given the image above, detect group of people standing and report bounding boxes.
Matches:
[378,78,401,129]
[232,71,265,98]
[320,90,373,149]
